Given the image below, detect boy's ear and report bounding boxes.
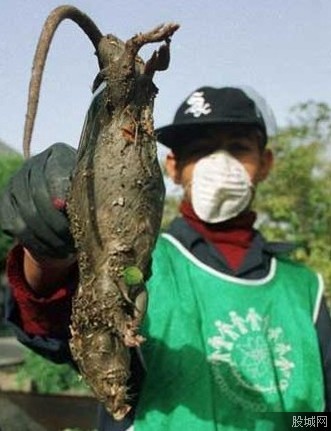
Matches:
[165,151,181,184]
[258,149,274,182]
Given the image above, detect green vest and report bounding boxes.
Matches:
[134,234,324,431]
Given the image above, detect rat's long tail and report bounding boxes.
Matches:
[23,5,103,159]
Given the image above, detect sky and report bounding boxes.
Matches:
[0,0,331,156]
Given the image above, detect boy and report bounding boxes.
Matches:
[1,86,330,431]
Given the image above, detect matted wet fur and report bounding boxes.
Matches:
[22,5,179,419]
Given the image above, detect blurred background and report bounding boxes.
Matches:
[0,2,330,430]
[0,0,330,155]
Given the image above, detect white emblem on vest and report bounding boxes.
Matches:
[207,308,295,408]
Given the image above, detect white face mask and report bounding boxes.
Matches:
[191,151,253,223]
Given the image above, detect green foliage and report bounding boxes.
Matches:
[0,151,23,192]
[162,101,331,300]
[161,194,180,229]
[3,101,331,396]
[0,152,24,268]
[255,101,331,299]
[0,232,14,271]
[16,349,91,394]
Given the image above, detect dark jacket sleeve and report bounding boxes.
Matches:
[5,288,73,364]
[315,297,331,412]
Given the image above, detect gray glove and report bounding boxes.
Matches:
[0,143,77,258]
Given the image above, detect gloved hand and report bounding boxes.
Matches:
[0,143,77,259]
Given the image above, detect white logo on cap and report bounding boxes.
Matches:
[184,91,212,117]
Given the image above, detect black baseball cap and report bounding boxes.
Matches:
[156,86,277,150]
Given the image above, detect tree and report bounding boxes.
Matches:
[255,101,331,298]
[0,151,23,269]
[161,101,331,298]
[161,194,180,229]
[16,348,90,395]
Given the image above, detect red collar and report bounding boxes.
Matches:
[180,201,257,270]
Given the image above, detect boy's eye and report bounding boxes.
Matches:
[228,142,250,152]
[190,145,217,159]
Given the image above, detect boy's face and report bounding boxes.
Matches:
[165,125,273,202]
